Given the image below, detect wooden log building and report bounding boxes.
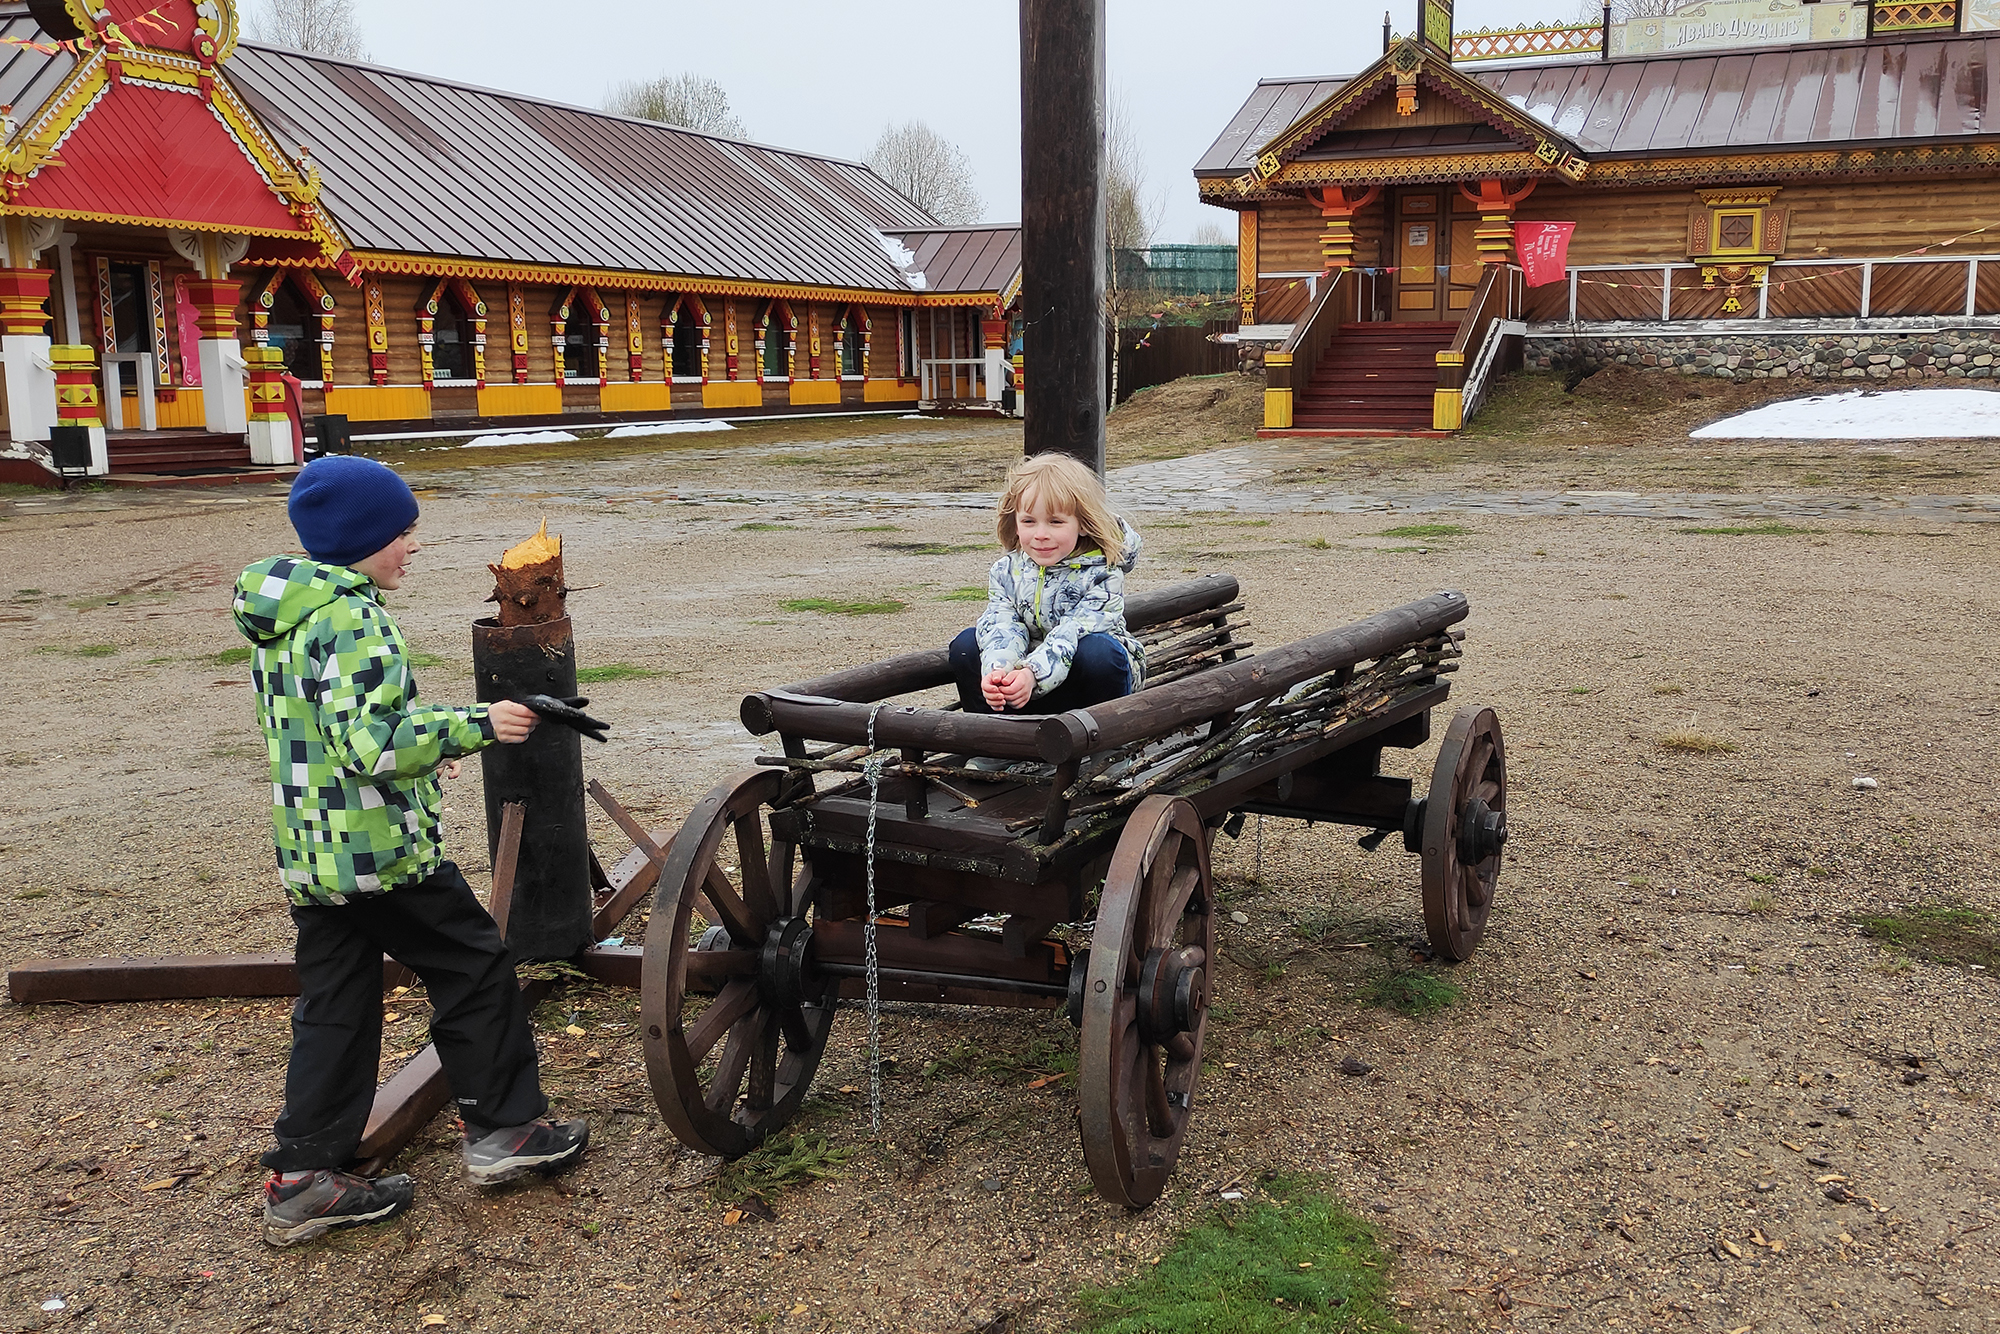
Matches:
[1196,0,2000,434]
[0,0,1020,484]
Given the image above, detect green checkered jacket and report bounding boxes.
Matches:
[233,556,494,906]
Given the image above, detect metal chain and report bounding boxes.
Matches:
[862,705,885,1134]
[1254,813,1265,883]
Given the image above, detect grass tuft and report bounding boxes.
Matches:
[1074,1175,1411,1334]
[940,587,988,602]
[576,662,663,683]
[781,597,907,616]
[210,645,253,666]
[35,643,118,658]
[1303,536,1332,550]
[869,541,985,556]
[1652,684,1685,696]
[736,522,798,531]
[850,524,902,532]
[1377,523,1467,539]
[406,651,448,670]
[712,1133,854,1201]
[1854,903,2000,971]
[1354,967,1463,1018]
[1658,731,1738,754]
[1678,522,1815,536]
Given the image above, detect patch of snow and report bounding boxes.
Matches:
[462,430,579,449]
[899,413,927,420]
[877,233,928,290]
[604,420,737,438]
[1554,106,1587,137]
[1690,388,2000,439]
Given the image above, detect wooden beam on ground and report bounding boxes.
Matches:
[6,953,410,1005]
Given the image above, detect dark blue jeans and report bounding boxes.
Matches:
[950,626,1134,715]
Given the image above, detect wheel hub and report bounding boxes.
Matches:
[758,917,816,1010]
[1457,797,1507,865]
[1138,946,1207,1044]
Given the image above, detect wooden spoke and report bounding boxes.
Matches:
[642,768,836,1159]
[1421,706,1507,963]
[685,979,757,1064]
[1079,795,1215,1209]
[734,812,780,926]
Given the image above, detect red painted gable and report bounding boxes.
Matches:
[12,79,305,235]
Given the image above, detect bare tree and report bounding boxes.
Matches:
[247,0,369,60]
[866,121,983,225]
[1577,0,1682,19]
[1191,220,1233,246]
[1105,94,1163,409]
[604,73,747,138]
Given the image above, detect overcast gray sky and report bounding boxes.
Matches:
[343,1,1560,243]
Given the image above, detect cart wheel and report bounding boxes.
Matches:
[1080,795,1215,1209]
[1421,706,1508,962]
[641,767,833,1159]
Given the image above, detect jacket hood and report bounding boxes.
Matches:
[233,556,374,644]
[1067,517,1142,574]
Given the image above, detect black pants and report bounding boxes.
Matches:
[949,626,1135,715]
[263,862,548,1172]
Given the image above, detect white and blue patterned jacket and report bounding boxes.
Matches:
[974,518,1145,697]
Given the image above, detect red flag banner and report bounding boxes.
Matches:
[1515,222,1576,288]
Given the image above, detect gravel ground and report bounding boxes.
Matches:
[0,411,1995,1333]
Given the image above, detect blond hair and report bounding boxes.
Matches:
[996,454,1124,563]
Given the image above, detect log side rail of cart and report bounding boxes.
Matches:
[741,585,1470,885]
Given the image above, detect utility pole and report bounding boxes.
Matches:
[1019,0,1107,473]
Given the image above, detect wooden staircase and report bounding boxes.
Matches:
[1291,321,1457,434]
[105,431,256,475]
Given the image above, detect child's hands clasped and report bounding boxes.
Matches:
[982,667,1035,711]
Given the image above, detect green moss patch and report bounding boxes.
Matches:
[1855,903,2000,972]
[781,598,907,616]
[1354,967,1464,1019]
[1074,1176,1411,1333]
[576,663,664,683]
[1677,522,1815,536]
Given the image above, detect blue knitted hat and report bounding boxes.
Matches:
[287,457,420,568]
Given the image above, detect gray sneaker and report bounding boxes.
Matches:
[460,1117,589,1186]
[262,1169,414,1247]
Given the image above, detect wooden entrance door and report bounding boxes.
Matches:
[1392,189,1483,320]
[1392,190,1443,320]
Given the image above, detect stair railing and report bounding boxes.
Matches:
[1433,265,1523,432]
[1264,268,1358,430]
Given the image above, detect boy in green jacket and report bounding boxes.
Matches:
[233,456,587,1247]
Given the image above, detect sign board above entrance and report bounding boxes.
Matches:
[1610,0,1858,56]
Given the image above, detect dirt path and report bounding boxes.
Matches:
[0,412,1995,1332]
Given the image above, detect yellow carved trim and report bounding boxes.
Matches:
[789,379,842,406]
[0,203,303,237]
[1697,187,1781,207]
[862,379,920,403]
[702,380,764,409]
[317,251,999,308]
[322,385,431,422]
[600,382,672,413]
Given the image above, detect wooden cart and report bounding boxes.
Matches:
[638,576,1507,1206]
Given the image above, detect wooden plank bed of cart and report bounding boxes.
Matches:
[638,574,1508,1207]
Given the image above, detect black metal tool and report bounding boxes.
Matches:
[519,694,610,743]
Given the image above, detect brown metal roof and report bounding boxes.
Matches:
[1201,32,2000,177]
[885,225,1022,295]
[221,42,951,292]
[0,8,75,133]
[1193,76,1349,176]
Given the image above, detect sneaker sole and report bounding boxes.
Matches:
[262,1198,406,1247]
[464,1142,586,1187]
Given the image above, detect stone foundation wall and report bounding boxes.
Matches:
[1525,331,2000,381]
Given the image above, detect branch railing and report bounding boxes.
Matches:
[1264,267,1357,430]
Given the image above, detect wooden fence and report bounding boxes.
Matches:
[1111,320,1238,403]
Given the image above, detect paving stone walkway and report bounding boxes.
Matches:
[7,438,1998,525]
